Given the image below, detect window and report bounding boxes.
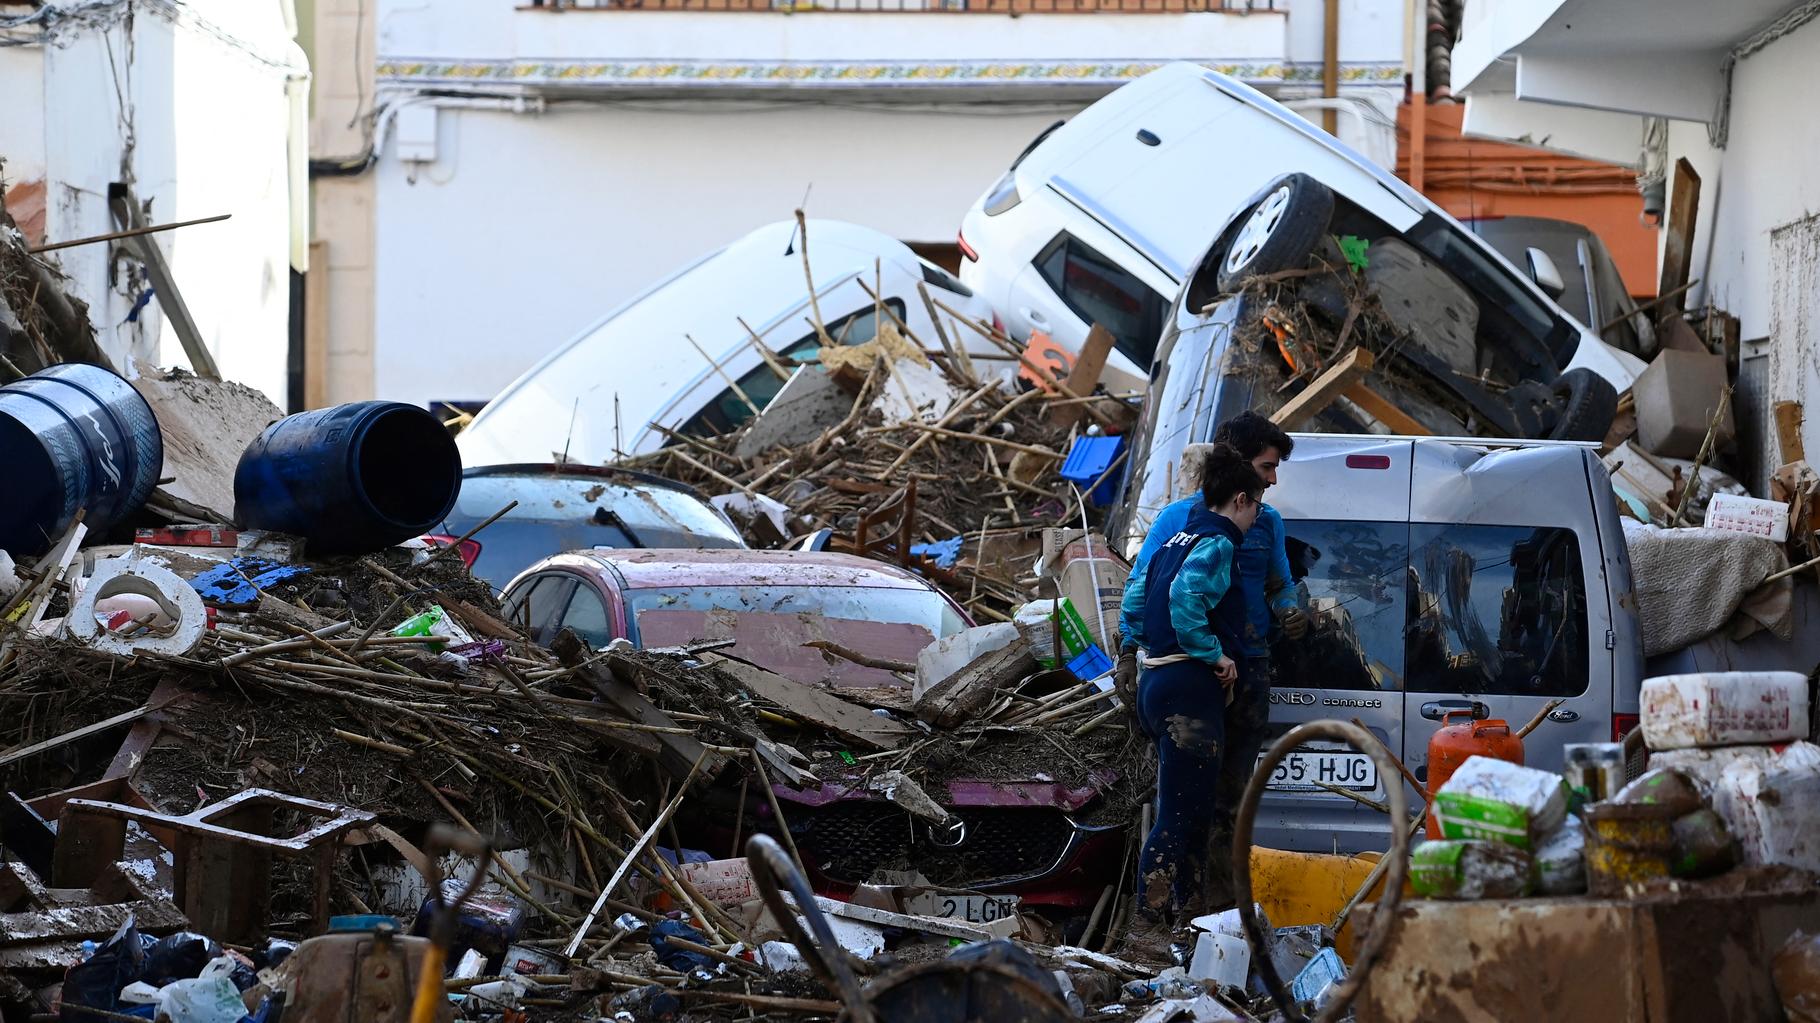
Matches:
[677,301,906,439]
[1271,520,1590,698]
[502,574,575,645]
[1406,525,1587,697]
[1270,521,1409,692]
[1032,234,1168,369]
[558,584,614,648]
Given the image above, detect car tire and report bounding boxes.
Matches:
[1216,174,1336,293]
[1548,368,1619,442]
[1505,381,1557,439]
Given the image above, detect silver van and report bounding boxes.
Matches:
[1112,377,1647,850]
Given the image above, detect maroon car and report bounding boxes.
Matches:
[501,548,1122,915]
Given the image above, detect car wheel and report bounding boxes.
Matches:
[1505,381,1558,439]
[1548,368,1619,442]
[1216,173,1336,293]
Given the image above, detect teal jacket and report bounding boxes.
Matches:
[1127,497,1297,657]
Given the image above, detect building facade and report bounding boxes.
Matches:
[304,0,1416,411]
[1451,0,1820,487]
[0,0,307,405]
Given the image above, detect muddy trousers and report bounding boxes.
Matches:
[1204,657,1272,907]
[1135,658,1244,916]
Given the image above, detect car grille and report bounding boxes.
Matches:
[794,802,1076,887]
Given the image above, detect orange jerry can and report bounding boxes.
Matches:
[1425,711,1524,839]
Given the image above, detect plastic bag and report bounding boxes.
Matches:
[143,932,224,987]
[649,919,713,972]
[60,916,148,1023]
[158,957,248,1023]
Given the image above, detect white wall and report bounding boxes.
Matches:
[0,46,45,185]
[28,2,301,404]
[1678,16,1820,464]
[372,100,1079,405]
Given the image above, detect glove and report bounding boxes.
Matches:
[1114,648,1139,705]
[1279,606,1310,641]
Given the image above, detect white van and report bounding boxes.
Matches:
[956,62,1645,393]
[459,220,995,465]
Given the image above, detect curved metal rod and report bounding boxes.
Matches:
[745,833,876,1023]
[1231,719,1410,1023]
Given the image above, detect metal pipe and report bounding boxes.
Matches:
[1232,720,1411,1023]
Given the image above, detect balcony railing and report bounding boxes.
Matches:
[527,0,1275,11]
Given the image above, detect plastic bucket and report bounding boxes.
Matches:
[1584,802,1675,896]
[234,401,461,554]
[0,364,163,555]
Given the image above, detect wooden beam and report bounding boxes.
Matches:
[1344,381,1432,436]
[1272,347,1375,429]
[110,189,221,380]
[1775,400,1806,464]
[0,705,156,770]
[1658,158,1702,316]
[703,654,912,751]
[550,630,725,782]
[304,240,329,409]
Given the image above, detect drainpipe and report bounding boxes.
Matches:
[1407,0,1427,192]
[1323,0,1340,135]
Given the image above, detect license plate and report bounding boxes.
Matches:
[1256,749,1379,793]
[904,893,1020,924]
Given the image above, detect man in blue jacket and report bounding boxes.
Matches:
[1115,412,1310,919]
[1116,444,1265,949]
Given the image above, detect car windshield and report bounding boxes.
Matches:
[625,584,966,639]
[447,472,744,588]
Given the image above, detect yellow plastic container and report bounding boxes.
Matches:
[1247,846,1386,963]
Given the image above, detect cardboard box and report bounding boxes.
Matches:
[1704,493,1791,542]
[1037,529,1130,652]
[1634,349,1735,459]
[1014,598,1096,669]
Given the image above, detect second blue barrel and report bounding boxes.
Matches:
[234,401,462,554]
[0,363,164,556]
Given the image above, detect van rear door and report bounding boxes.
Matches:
[1258,436,1414,853]
[1400,442,1612,792]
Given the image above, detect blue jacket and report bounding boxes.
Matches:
[1131,497,1298,657]
[1119,503,1247,665]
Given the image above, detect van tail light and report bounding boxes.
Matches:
[423,534,482,568]
[1345,454,1392,470]
[1612,713,1640,742]
[958,231,979,263]
[991,313,1006,336]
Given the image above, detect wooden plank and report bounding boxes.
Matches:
[110,189,221,380]
[1343,381,1432,436]
[1775,401,1806,464]
[1272,347,1375,429]
[702,654,912,752]
[0,704,157,770]
[1658,158,1702,316]
[1052,323,1118,429]
[305,239,329,409]
[550,630,725,782]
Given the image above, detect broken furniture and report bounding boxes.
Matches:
[852,478,918,568]
[52,788,375,944]
[0,860,188,972]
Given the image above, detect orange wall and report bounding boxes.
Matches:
[1396,102,1658,298]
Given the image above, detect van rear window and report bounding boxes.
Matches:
[1407,524,1588,698]
[1272,521,1588,698]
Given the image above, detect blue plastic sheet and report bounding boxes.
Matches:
[187,557,311,607]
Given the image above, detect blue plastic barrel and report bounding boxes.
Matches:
[0,364,164,555]
[234,401,462,554]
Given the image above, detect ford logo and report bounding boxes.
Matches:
[924,818,969,849]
